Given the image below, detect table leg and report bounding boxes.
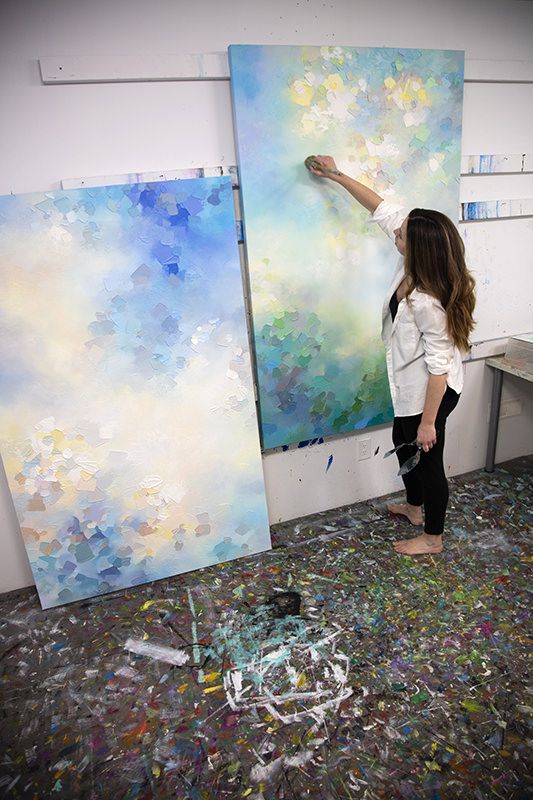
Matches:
[485,367,503,472]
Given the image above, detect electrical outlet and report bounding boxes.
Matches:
[358,438,371,460]
[500,398,522,418]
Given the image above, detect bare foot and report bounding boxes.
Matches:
[393,533,443,555]
[387,502,423,526]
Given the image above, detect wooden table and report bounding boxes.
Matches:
[485,355,533,471]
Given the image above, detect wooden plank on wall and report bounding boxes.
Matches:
[40,54,533,85]
[464,58,533,83]
[461,154,533,174]
[61,165,239,190]
[39,53,230,83]
[461,198,533,221]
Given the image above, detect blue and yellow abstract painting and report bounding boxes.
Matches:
[0,178,271,609]
[229,45,464,449]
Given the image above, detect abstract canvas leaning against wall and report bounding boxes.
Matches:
[0,178,271,609]
[229,44,465,449]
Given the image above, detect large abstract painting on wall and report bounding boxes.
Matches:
[0,178,271,609]
[229,45,464,449]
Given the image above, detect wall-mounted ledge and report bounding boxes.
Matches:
[39,54,533,85]
[464,58,533,83]
[39,52,230,84]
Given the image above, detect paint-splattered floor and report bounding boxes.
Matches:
[1,456,531,800]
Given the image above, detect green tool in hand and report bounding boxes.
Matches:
[304,156,342,176]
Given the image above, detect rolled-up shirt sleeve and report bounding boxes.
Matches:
[411,294,454,375]
[369,200,407,243]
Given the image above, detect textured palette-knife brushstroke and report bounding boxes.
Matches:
[0,178,271,608]
[229,45,464,448]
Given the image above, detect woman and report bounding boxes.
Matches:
[308,155,475,556]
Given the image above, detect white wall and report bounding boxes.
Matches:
[0,0,532,591]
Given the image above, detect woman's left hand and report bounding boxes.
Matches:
[416,422,437,452]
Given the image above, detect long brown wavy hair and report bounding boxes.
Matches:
[404,208,476,351]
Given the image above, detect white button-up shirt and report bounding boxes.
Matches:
[370,200,464,417]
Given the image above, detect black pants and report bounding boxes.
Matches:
[392,387,460,535]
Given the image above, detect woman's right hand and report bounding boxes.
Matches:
[307,154,383,213]
[308,155,340,178]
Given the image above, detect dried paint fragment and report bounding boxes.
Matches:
[124,638,190,666]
